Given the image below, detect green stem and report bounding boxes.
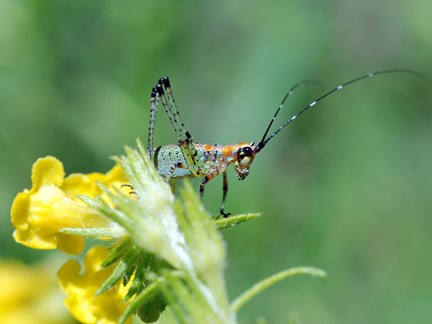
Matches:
[230,266,326,313]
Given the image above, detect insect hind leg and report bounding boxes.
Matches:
[155,77,202,175]
[147,85,160,160]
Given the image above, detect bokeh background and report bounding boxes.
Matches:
[1,0,431,323]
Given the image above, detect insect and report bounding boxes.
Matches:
[147,69,420,217]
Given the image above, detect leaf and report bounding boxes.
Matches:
[214,213,261,230]
[230,267,327,313]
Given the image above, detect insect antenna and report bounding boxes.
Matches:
[254,68,422,153]
[256,79,323,152]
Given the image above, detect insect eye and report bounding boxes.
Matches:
[237,146,253,159]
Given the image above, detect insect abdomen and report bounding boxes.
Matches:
[153,144,191,178]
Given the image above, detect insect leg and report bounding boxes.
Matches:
[161,161,188,182]
[199,173,229,217]
[155,77,203,175]
[220,171,231,217]
[120,184,137,196]
[147,85,160,160]
[199,173,217,199]
[199,176,209,199]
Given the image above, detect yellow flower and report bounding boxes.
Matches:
[0,259,75,324]
[11,156,128,254]
[58,246,131,324]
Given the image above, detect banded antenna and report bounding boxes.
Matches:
[254,69,422,153]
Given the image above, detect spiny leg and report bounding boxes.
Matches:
[155,77,203,175]
[220,171,230,217]
[147,85,160,160]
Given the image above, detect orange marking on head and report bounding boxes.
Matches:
[222,144,239,158]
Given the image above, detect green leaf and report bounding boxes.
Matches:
[230,266,327,313]
[214,213,261,230]
[95,260,127,296]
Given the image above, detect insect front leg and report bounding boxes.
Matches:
[220,171,231,217]
[199,173,230,218]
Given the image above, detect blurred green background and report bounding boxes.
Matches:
[1,0,431,323]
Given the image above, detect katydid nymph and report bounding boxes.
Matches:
[147,69,420,217]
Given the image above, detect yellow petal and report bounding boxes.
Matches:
[62,164,128,199]
[30,156,65,190]
[0,259,74,324]
[11,156,125,254]
[58,246,131,324]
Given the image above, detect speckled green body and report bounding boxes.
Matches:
[153,143,236,179]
